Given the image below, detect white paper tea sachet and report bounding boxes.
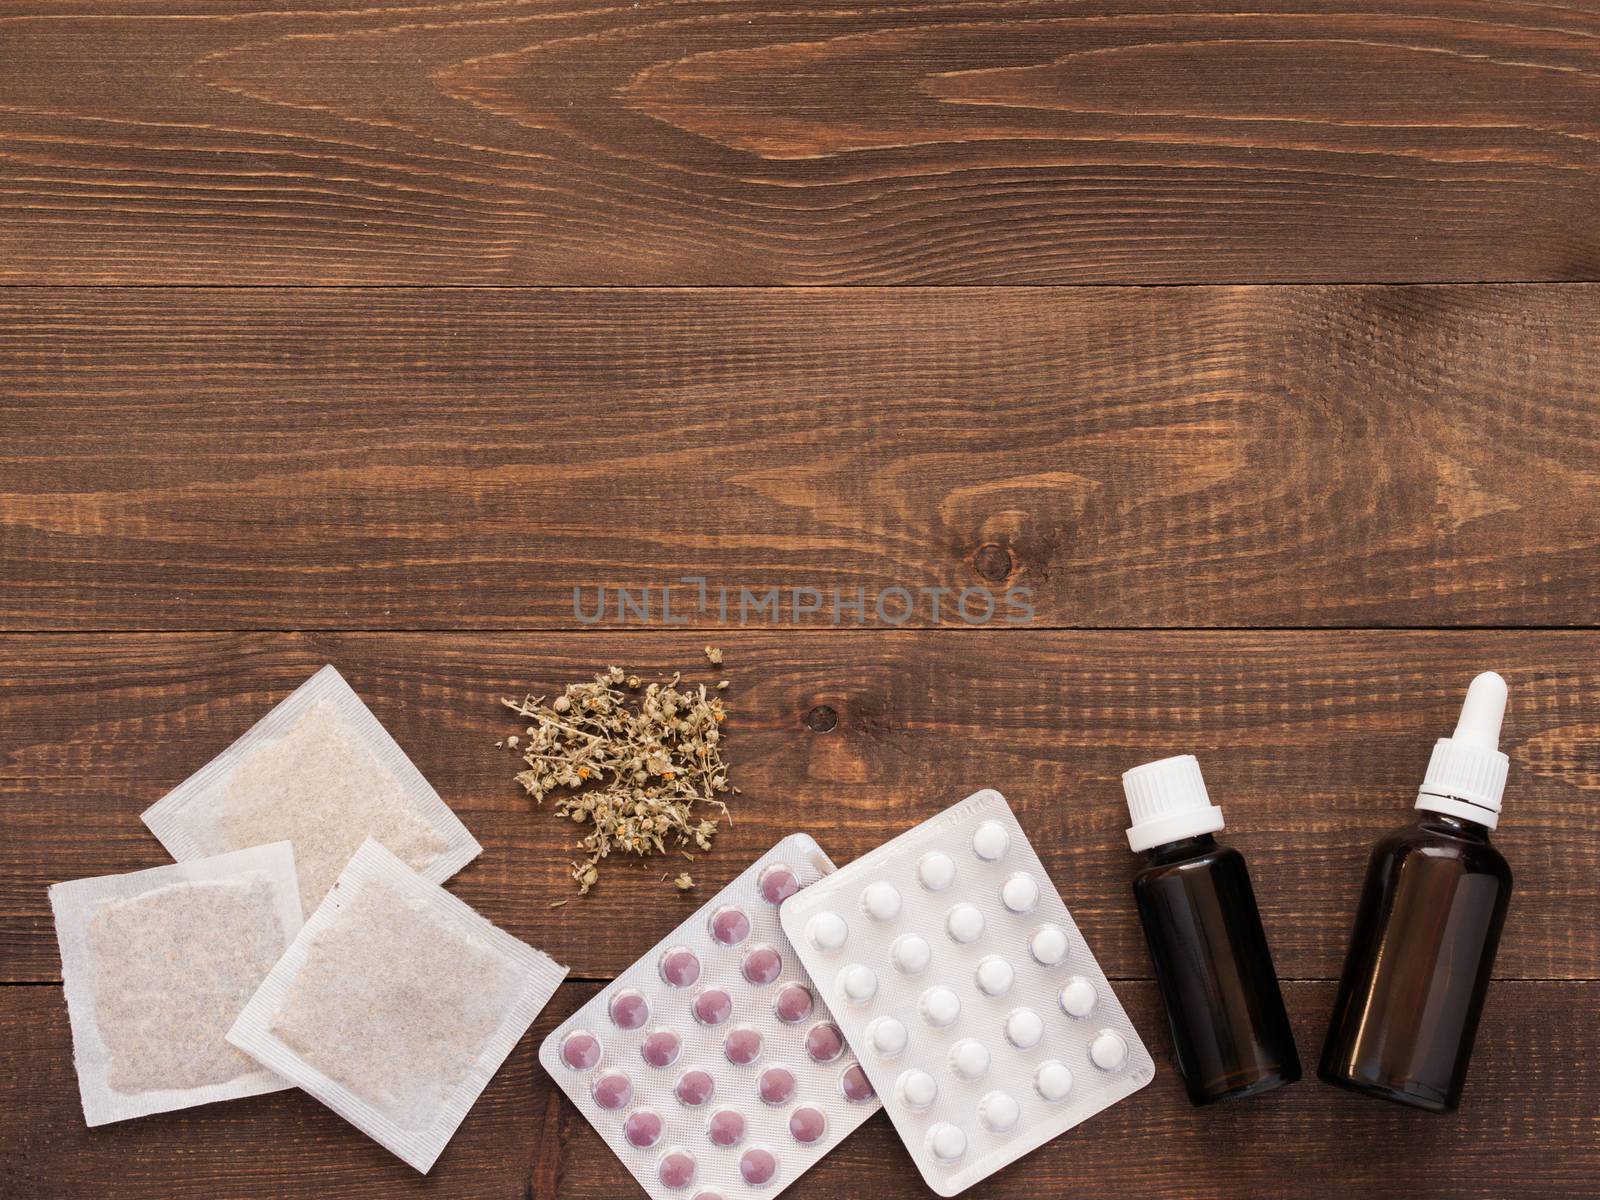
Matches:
[142,664,480,915]
[50,842,304,1126]
[228,838,567,1173]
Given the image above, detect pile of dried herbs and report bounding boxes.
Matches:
[501,650,734,894]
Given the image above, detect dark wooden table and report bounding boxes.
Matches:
[4,2,1600,1197]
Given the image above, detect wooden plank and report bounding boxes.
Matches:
[4,631,1597,983]
[4,286,1599,631]
[2,981,1596,1198]
[2,1,1600,285]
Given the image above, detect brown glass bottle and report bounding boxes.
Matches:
[1134,834,1302,1105]
[1318,812,1512,1112]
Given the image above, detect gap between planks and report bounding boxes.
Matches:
[2,281,1600,291]
[3,627,1599,635]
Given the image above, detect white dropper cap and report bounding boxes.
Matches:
[1121,754,1225,853]
[1416,671,1509,829]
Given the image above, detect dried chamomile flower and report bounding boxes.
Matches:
[705,646,723,665]
[674,873,694,891]
[501,660,733,894]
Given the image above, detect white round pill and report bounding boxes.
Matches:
[867,1016,909,1059]
[807,912,848,952]
[861,881,902,922]
[949,1038,990,1080]
[896,1069,938,1111]
[1001,872,1039,913]
[946,903,985,944]
[975,955,1014,997]
[1029,924,1068,966]
[972,820,1010,861]
[978,1090,1021,1133]
[1035,1060,1073,1102]
[1059,976,1098,1018]
[890,933,932,975]
[917,851,957,891]
[1005,1007,1044,1050]
[1090,1030,1128,1072]
[919,985,961,1028]
[840,964,878,1005]
[927,1122,967,1163]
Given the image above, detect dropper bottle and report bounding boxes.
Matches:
[1122,755,1301,1105]
[1319,671,1514,1112]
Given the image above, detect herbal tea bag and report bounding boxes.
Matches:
[49,842,304,1126]
[142,665,480,915]
[228,838,567,1173]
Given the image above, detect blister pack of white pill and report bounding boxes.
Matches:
[780,789,1154,1196]
[540,835,881,1200]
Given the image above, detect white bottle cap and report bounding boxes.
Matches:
[1121,754,1225,853]
[1416,672,1509,829]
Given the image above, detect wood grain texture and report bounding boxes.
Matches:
[5,631,1598,983]
[5,286,1600,630]
[4,0,1600,284]
[4,981,1597,1198]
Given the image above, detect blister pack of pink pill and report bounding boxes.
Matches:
[540,835,880,1200]
[780,789,1154,1197]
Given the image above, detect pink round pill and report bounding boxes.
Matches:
[739,1148,778,1188]
[758,864,800,905]
[706,1108,745,1147]
[724,1026,764,1066]
[658,1149,696,1191]
[660,947,701,988]
[608,990,650,1031]
[773,983,814,1024]
[691,988,733,1026]
[625,1109,664,1149]
[710,906,751,947]
[788,1106,827,1145]
[560,1031,601,1071]
[591,1072,633,1110]
[642,1029,683,1069]
[758,1065,796,1105]
[741,944,783,986]
[839,1064,876,1103]
[674,1069,716,1107]
[805,1023,844,1064]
